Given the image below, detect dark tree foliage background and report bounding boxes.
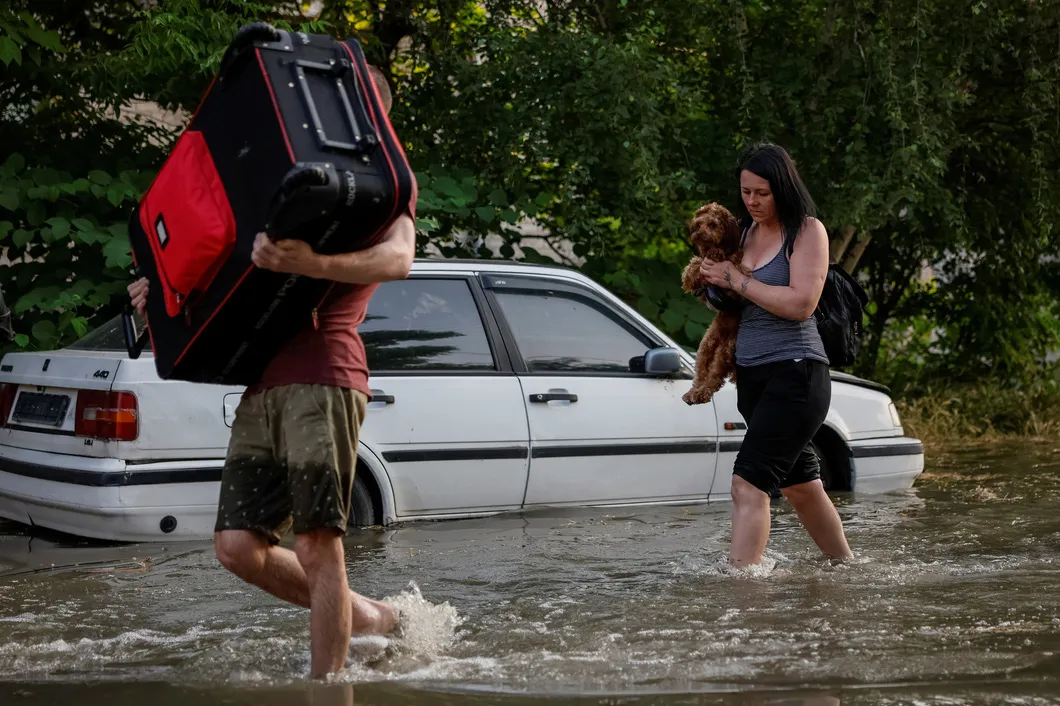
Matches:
[2,0,1058,434]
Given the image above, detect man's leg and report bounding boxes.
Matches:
[214,390,394,639]
[281,384,397,677]
[295,529,352,677]
[214,529,399,631]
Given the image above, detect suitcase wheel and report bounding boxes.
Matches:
[281,164,330,195]
[219,22,283,82]
[233,21,282,48]
[265,164,340,239]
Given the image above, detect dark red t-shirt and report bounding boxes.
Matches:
[249,184,417,399]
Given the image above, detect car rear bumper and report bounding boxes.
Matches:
[848,437,925,494]
[0,446,222,542]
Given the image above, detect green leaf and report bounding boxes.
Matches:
[33,168,60,186]
[12,229,32,247]
[660,307,685,331]
[71,317,89,338]
[499,209,519,224]
[0,191,18,211]
[415,216,439,232]
[475,206,496,223]
[3,153,25,175]
[46,217,70,239]
[0,37,22,66]
[88,170,112,185]
[26,201,46,227]
[13,334,29,348]
[72,218,94,232]
[20,15,65,53]
[684,321,707,342]
[108,222,128,238]
[103,234,132,268]
[488,188,509,207]
[0,221,11,240]
[31,319,56,344]
[688,303,715,325]
[106,189,123,207]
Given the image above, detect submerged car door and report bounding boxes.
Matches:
[358,274,530,518]
[480,273,719,506]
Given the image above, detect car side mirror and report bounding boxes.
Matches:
[636,346,682,375]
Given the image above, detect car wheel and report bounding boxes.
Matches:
[349,474,378,527]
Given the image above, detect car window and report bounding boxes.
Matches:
[493,290,651,373]
[66,315,144,351]
[362,278,496,371]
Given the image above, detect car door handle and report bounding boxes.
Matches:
[370,389,395,405]
[529,392,578,403]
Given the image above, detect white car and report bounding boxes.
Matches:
[0,259,923,542]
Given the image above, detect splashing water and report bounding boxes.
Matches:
[341,580,466,679]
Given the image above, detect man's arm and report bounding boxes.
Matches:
[251,213,416,284]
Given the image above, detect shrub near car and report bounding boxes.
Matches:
[0,259,924,542]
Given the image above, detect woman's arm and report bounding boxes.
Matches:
[699,218,829,321]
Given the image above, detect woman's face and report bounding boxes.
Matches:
[740,169,776,225]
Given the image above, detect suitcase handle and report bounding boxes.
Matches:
[293,58,379,157]
[122,303,150,360]
[219,22,284,83]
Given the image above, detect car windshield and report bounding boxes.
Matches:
[65,315,143,352]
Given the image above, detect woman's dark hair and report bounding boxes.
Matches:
[735,143,818,254]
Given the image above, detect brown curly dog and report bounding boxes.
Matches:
[680,202,751,405]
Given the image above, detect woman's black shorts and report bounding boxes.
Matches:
[732,358,832,495]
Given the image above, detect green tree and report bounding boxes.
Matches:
[3,0,1057,405]
[0,1,314,353]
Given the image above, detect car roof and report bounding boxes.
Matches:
[408,257,584,278]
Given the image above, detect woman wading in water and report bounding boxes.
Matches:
[697,143,854,567]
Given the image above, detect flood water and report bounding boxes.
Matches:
[1,441,1058,705]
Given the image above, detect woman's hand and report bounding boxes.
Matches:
[699,258,745,293]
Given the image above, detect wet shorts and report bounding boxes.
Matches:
[214,384,368,543]
[732,359,831,495]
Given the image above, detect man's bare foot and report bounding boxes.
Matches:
[349,592,399,635]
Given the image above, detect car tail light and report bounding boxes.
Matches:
[0,383,16,428]
[75,390,139,441]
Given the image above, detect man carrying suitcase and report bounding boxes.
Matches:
[128,66,416,679]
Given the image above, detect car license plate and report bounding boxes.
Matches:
[12,391,71,427]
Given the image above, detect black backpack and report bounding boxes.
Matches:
[813,264,869,368]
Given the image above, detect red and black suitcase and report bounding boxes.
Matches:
[123,22,415,385]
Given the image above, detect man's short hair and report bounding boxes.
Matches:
[366,65,392,113]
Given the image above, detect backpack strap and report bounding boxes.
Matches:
[739,222,752,248]
[782,226,797,258]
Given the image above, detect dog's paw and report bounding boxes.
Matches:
[683,389,706,406]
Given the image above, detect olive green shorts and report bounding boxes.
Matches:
[214,384,368,544]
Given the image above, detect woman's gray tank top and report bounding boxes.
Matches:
[735,228,829,367]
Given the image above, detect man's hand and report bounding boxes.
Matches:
[128,277,149,316]
[251,233,323,278]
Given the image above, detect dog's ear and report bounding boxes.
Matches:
[724,211,741,249]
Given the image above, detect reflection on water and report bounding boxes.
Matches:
[0,441,1058,706]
